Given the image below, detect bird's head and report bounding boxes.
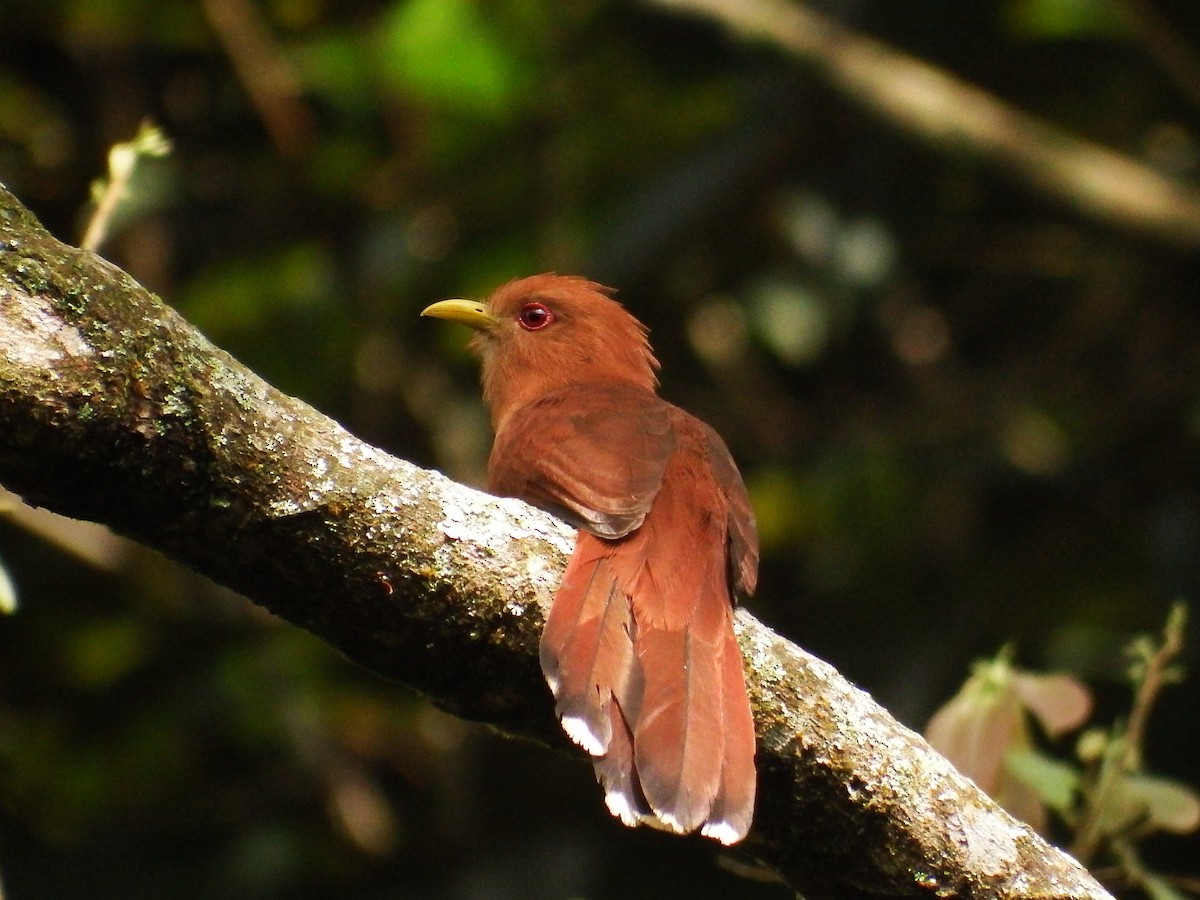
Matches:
[423,274,660,429]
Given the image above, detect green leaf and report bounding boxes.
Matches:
[68,619,153,688]
[1143,874,1190,900]
[180,243,335,335]
[746,467,809,551]
[1004,0,1126,39]
[1006,748,1081,815]
[376,0,523,120]
[1075,727,1109,763]
[1122,773,1200,835]
[294,31,375,114]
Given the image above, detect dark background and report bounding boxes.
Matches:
[1,0,1198,896]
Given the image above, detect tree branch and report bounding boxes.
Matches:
[647,0,1200,249]
[0,186,1110,899]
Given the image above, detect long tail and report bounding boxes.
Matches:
[539,532,755,843]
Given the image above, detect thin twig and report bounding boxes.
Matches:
[1125,604,1186,759]
[80,172,126,253]
[200,0,314,158]
[647,0,1200,248]
[79,122,171,253]
[1071,604,1188,862]
[1115,0,1200,114]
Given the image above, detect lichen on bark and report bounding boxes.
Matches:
[0,185,1112,899]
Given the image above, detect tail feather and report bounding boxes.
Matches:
[631,560,729,833]
[700,609,756,845]
[539,536,635,756]
[595,696,648,826]
[541,531,756,842]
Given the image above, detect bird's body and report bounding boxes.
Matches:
[423,274,758,843]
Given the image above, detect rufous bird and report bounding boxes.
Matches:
[423,274,758,843]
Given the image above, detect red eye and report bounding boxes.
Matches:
[517,302,555,331]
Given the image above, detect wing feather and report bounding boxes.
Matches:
[701,423,759,597]
[488,384,675,538]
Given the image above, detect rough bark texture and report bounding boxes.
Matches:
[0,185,1111,899]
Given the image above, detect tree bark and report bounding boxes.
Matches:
[0,186,1111,899]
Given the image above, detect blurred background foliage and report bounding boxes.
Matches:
[2,0,1200,896]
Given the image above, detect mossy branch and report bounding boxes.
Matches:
[0,185,1110,899]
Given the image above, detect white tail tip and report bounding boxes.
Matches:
[561,714,607,756]
[700,819,745,846]
[604,789,643,827]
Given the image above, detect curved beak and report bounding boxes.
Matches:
[420,298,498,330]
